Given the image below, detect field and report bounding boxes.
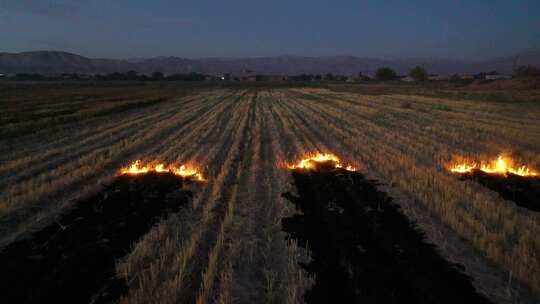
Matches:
[1,81,539,303]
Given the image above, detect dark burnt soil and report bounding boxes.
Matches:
[282,161,492,304]
[456,170,540,212]
[0,172,192,304]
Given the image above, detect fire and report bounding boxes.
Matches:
[121,160,150,175]
[155,164,168,173]
[120,160,205,181]
[450,155,538,177]
[171,165,205,181]
[287,152,356,171]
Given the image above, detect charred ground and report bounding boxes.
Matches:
[455,170,540,212]
[282,161,492,304]
[0,172,192,304]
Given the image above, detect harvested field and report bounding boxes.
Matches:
[0,82,539,303]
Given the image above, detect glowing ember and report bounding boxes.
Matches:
[450,155,538,177]
[287,153,356,171]
[120,160,205,180]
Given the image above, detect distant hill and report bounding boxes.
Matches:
[0,50,539,75]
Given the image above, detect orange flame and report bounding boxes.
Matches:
[171,165,205,181]
[450,155,538,177]
[121,160,150,175]
[287,152,356,171]
[120,160,205,181]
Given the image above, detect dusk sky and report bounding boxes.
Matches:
[1,0,539,60]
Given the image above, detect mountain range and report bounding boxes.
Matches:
[0,50,539,76]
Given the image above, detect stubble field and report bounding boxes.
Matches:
[1,82,539,303]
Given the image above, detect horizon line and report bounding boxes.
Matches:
[1,48,539,62]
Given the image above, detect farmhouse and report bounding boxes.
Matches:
[485,74,512,80]
[429,74,450,81]
[401,76,415,82]
[238,69,257,82]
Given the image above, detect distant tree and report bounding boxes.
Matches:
[106,72,125,80]
[375,67,397,81]
[126,70,138,80]
[164,72,205,81]
[60,73,80,80]
[514,65,540,78]
[13,73,46,80]
[165,74,181,80]
[289,74,313,81]
[314,74,322,81]
[409,66,428,81]
[184,72,205,81]
[324,73,335,81]
[152,71,164,80]
[300,74,311,81]
[256,75,268,81]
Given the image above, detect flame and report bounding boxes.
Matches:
[450,155,538,177]
[287,153,356,171]
[120,160,149,175]
[155,164,168,173]
[120,160,205,180]
[171,165,205,181]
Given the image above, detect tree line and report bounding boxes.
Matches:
[5,71,207,81]
[3,65,539,81]
[375,65,540,81]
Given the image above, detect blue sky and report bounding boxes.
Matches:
[1,0,539,59]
